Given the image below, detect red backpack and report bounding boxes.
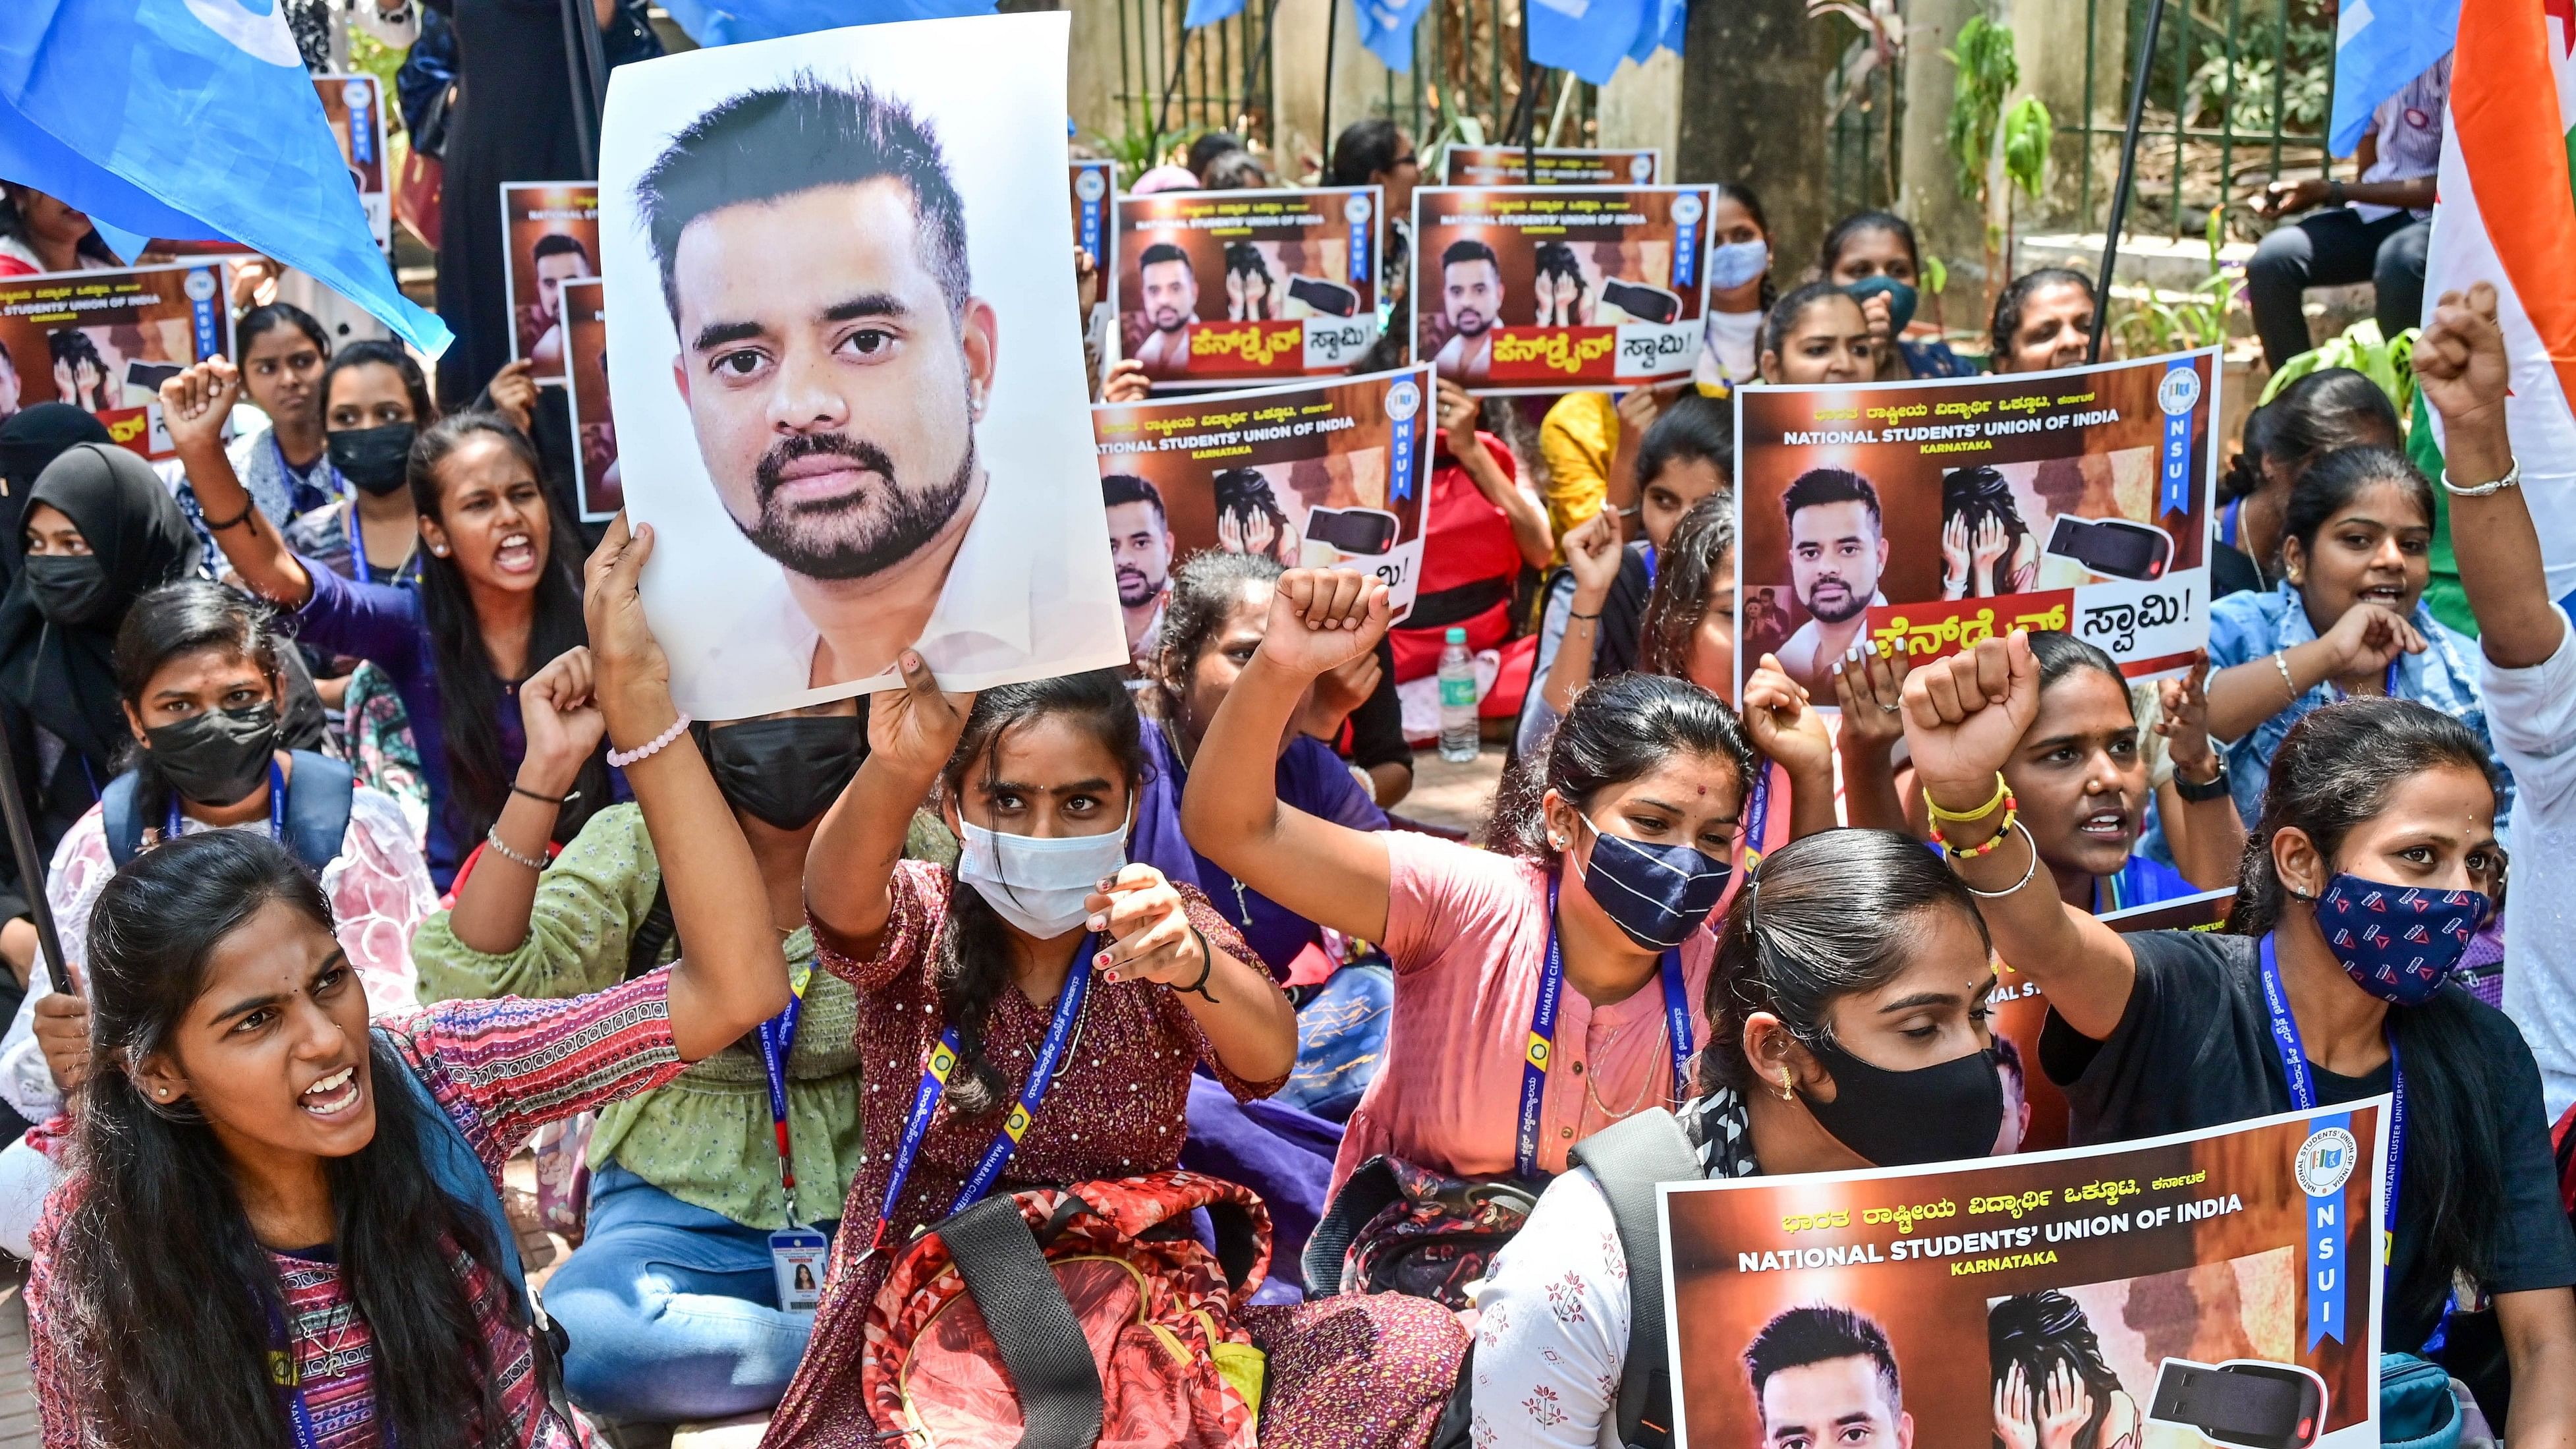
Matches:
[862,1170,1274,1448]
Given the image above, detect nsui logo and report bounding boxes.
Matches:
[1075,169,1107,202]
[1671,193,1704,225]
[1345,194,1374,223]
[2158,366,2203,417]
[1385,380,1422,422]
[2294,1127,2358,1198]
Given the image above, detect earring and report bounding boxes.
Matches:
[432,544,449,557]
[155,1087,170,1099]
[1776,1068,1796,1102]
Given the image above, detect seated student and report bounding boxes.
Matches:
[1386,380,1556,718]
[770,660,1461,1448]
[1469,829,2009,1448]
[410,662,866,1425]
[1986,268,2097,375]
[281,341,437,586]
[1818,210,1973,380]
[1182,571,1751,1201]
[1901,633,2576,1409]
[2213,368,2403,598]
[165,362,613,888]
[26,521,801,1448]
[2204,441,2500,825]
[1755,281,1879,387]
[1518,395,1731,757]
[0,581,434,1134]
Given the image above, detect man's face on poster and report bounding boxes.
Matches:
[1789,500,1886,625]
[1106,499,1171,608]
[669,175,997,583]
[1142,259,1198,335]
[536,246,594,322]
[1757,1356,1911,1449]
[1444,260,1499,337]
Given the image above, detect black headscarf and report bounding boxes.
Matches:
[0,405,114,583]
[0,443,202,768]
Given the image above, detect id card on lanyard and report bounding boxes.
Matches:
[170,760,289,844]
[1516,882,1694,1180]
[758,959,829,1311]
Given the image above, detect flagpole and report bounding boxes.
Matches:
[0,724,72,1000]
[2086,0,2170,363]
[1321,0,1341,167]
[559,0,609,176]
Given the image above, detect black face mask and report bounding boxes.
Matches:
[328,422,416,497]
[144,701,281,807]
[22,554,114,626]
[1797,1033,2005,1167]
[705,716,865,831]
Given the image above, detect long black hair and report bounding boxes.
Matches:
[936,669,1147,1116]
[2231,698,2507,1330]
[1942,464,2032,595]
[1637,494,1735,679]
[409,412,605,850]
[1988,1291,2125,1449]
[1816,209,1918,280]
[46,830,517,1448]
[1706,828,1986,1096]
[2258,369,2402,486]
[1490,671,1754,863]
[111,581,290,826]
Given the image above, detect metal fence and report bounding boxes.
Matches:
[1107,0,1279,147]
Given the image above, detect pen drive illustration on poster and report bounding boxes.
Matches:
[501,183,603,381]
[1411,185,1712,395]
[1113,186,1382,387]
[1441,145,1660,186]
[1661,1102,2388,1448]
[1735,349,2219,702]
[0,262,235,461]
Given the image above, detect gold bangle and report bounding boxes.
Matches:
[1922,772,2009,825]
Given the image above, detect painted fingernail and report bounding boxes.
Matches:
[1098,876,1119,891]
[1095,951,1113,968]
[1105,970,1121,983]
[1086,915,1106,932]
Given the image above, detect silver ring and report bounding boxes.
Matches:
[1878,702,1901,713]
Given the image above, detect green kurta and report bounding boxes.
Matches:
[413,804,862,1228]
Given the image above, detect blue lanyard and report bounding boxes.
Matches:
[273,432,343,513]
[1517,882,1694,1179]
[867,935,1096,1253]
[1739,768,1771,874]
[2327,660,2401,701]
[262,1294,327,1449]
[756,966,808,1208]
[169,759,287,844]
[1641,543,1658,586]
[345,505,417,586]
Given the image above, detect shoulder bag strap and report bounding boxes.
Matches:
[281,752,355,876]
[937,1193,1106,1449]
[1567,1108,1706,1449]
[625,878,676,980]
[99,772,143,868]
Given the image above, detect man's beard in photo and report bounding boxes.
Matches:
[1450,309,1490,337]
[739,430,975,582]
[1803,575,1871,625]
[1151,306,1189,334]
[1117,565,1162,607]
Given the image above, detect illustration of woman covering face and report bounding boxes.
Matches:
[1212,466,1297,564]
[1988,1291,2144,1449]
[1224,241,1276,322]
[1941,463,2039,599]
[1532,241,1590,327]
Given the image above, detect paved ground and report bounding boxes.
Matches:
[0,1274,32,1448]
[1397,740,1509,835]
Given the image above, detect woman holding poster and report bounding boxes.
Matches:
[1901,631,2576,1407]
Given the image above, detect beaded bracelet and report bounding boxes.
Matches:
[484,826,548,872]
[1929,800,2019,859]
[1922,772,2009,825]
[607,713,692,769]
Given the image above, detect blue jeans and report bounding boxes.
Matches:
[543,1162,838,1423]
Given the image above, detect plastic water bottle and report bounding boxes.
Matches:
[1437,627,1479,763]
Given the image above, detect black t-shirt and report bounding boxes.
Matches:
[2042,929,2576,1351]
[2212,540,2268,600]
[1343,635,1413,774]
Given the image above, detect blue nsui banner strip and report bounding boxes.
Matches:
[2157,358,2200,517]
[1387,374,1422,502]
[2303,1110,2353,1349]
[1349,191,1372,285]
[1671,189,1701,291]
[188,266,222,358]
[342,80,374,166]
[1074,163,1107,260]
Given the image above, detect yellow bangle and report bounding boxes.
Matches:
[1923,772,2009,825]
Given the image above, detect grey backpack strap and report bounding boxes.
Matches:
[1567,1108,1706,1449]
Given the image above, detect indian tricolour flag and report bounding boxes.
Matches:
[2419,0,2576,608]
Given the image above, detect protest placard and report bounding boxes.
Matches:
[1070,159,1115,271]
[1411,185,1711,395]
[500,183,602,381]
[1112,186,1382,387]
[1440,144,1660,186]
[1735,349,2220,700]
[598,12,1124,718]
[1662,1101,2387,1448]
[558,279,620,521]
[0,261,234,461]
[1092,365,1432,666]
[314,74,391,251]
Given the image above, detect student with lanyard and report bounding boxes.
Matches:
[1469,829,2009,1449]
[165,362,612,889]
[771,662,1461,1448]
[1899,629,2576,1430]
[24,517,799,1449]
[2203,440,2500,827]
[276,340,437,588]
[223,304,339,528]
[1183,569,1752,1203]
[411,657,866,1426]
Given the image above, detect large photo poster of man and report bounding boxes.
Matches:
[1735,350,2220,700]
[559,279,620,521]
[598,12,1125,717]
[1091,365,1432,666]
[0,262,234,461]
[314,74,391,251]
[1111,186,1381,388]
[1411,186,1710,395]
[500,183,602,380]
[1440,145,1660,186]
[1660,1104,2390,1448]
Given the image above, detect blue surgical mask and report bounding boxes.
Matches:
[1572,814,1731,950]
[957,811,1131,938]
[1845,275,1919,334]
[1707,239,1770,293]
[2310,874,2489,1007]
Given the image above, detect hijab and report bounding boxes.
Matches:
[0,443,202,768]
[0,405,114,582]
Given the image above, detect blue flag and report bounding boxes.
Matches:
[1184,0,1247,28]
[659,0,996,47]
[2328,0,2458,156]
[1629,0,1686,63]
[1528,0,1649,86]
[0,0,449,356]
[1358,0,1436,71]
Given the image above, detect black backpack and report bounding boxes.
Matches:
[1425,1108,1705,1449]
[101,750,354,875]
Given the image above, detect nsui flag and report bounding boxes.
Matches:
[2418,0,2576,599]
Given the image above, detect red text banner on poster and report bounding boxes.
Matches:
[1661,1101,2388,1448]
[1862,591,2076,668]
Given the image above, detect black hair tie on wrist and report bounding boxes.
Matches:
[1181,926,1222,1004]
[511,783,579,808]
[200,496,256,532]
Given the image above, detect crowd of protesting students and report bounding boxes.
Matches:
[0,63,2571,1449]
